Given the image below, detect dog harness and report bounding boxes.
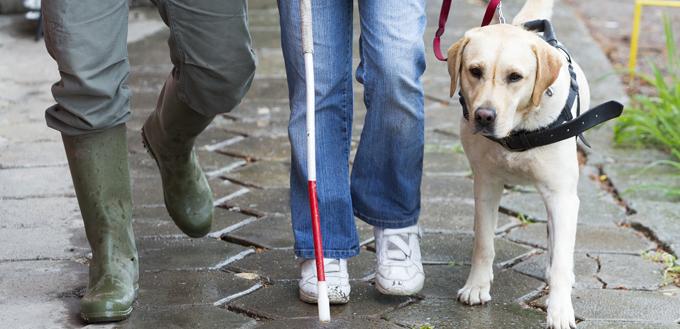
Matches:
[459,19,624,152]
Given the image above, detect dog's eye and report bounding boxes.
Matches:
[508,73,523,82]
[469,67,482,78]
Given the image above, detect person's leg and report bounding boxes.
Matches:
[278,0,356,304]
[278,0,359,261]
[353,0,427,295]
[143,0,257,237]
[62,125,138,323]
[151,0,257,116]
[42,0,137,322]
[42,0,132,135]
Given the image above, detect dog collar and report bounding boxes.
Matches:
[459,19,624,152]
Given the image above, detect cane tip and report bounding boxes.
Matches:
[317,281,331,323]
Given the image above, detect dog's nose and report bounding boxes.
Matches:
[474,107,496,126]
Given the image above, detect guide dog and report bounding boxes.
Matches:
[447,0,587,328]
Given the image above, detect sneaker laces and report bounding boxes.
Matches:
[381,227,422,265]
[386,234,411,261]
[324,259,341,273]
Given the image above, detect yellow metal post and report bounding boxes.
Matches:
[629,2,643,71]
[628,0,680,71]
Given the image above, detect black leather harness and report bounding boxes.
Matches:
[459,19,624,152]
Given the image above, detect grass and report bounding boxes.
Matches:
[613,15,680,196]
[517,212,535,226]
[614,15,680,150]
[643,251,680,286]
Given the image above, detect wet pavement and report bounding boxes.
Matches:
[1,0,680,328]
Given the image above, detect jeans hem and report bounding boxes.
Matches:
[354,210,419,229]
[294,248,360,259]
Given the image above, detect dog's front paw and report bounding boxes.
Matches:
[546,296,576,329]
[457,282,491,305]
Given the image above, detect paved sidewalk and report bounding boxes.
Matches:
[1,0,680,328]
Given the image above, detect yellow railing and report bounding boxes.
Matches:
[629,0,680,71]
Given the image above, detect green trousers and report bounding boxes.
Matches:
[42,0,257,135]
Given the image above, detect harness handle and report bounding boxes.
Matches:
[434,0,501,61]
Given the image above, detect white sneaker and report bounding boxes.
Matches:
[298,258,350,304]
[374,225,425,295]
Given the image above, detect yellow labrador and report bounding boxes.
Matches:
[447,0,588,328]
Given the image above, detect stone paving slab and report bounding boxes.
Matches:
[424,102,462,133]
[605,162,680,205]
[0,121,63,144]
[418,265,544,301]
[194,125,247,150]
[0,166,73,199]
[132,206,253,239]
[115,305,257,329]
[624,201,680,257]
[228,249,377,281]
[136,238,250,272]
[422,151,470,175]
[197,150,246,177]
[216,114,289,138]
[241,79,290,104]
[385,298,546,329]
[136,270,256,308]
[594,254,665,290]
[227,281,414,320]
[219,136,290,162]
[223,101,291,132]
[1,197,80,229]
[506,223,655,254]
[0,299,82,329]
[589,148,668,167]
[419,233,534,265]
[207,178,250,203]
[254,316,402,329]
[0,260,88,299]
[421,175,475,200]
[0,226,88,261]
[224,214,295,249]
[0,141,67,169]
[222,187,290,216]
[577,321,680,328]
[221,161,290,189]
[131,175,165,206]
[536,289,680,323]
[125,127,149,154]
[512,252,603,290]
[128,152,161,178]
[500,177,629,226]
[424,129,461,148]
[419,198,521,232]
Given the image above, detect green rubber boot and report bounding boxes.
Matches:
[141,73,215,238]
[62,124,139,323]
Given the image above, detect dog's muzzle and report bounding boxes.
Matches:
[473,107,496,135]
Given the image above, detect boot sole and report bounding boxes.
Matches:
[81,284,138,323]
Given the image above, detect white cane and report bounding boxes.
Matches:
[299,0,330,323]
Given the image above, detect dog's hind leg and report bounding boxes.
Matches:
[538,184,578,329]
[457,173,504,305]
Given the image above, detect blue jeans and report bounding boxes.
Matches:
[277,0,426,259]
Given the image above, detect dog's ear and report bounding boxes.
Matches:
[447,37,470,98]
[531,42,562,107]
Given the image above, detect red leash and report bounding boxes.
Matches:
[434,0,502,61]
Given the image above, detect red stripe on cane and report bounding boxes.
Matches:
[308,180,325,281]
